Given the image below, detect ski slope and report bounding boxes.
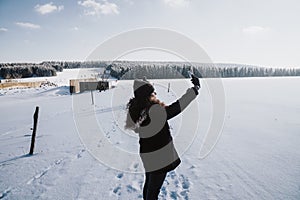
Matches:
[0,69,299,199]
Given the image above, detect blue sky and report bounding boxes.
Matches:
[0,0,299,68]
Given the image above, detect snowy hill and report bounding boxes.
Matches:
[0,70,300,199]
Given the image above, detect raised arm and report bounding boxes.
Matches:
[166,74,200,120]
[165,87,199,120]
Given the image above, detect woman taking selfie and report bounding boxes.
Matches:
[125,75,200,200]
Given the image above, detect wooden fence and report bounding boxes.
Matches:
[0,81,45,89]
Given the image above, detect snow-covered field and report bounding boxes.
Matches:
[0,69,300,200]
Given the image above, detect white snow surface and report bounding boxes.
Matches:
[0,69,300,200]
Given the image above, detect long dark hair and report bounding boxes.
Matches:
[125,97,151,130]
[125,95,166,130]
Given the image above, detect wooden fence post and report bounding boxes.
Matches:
[29,106,39,155]
[91,90,94,105]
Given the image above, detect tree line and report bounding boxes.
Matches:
[0,61,299,79]
[108,61,300,79]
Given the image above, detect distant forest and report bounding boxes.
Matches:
[0,61,300,79]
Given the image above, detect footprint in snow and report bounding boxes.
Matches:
[129,162,140,172]
[179,174,190,190]
[170,191,179,200]
[112,185,122,196]
[126,185,137,193]
[160,186,168,197]
[169,171,176,179]
[133,163,139,169]
[116,173,123,179]
[164,172,191,200]
[0,188,11,199]
[76,149,85,159]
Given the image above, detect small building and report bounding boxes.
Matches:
[69,78,110,94]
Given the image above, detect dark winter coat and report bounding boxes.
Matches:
[137,87,198,173]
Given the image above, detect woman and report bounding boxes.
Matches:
[125,76,200,200]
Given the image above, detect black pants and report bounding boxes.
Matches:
[143,172,167,200]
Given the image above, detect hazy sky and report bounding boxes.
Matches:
[0,0,299,67]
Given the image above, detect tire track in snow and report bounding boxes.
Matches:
[229,160,274,199]
[0,156,66,199]
[184,151,272,199]
[26,159,63,185]
[218,153,275,199]
[22,149,86,199]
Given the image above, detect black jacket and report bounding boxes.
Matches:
[138,87,198,173]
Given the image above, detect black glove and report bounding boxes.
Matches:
[191,74,200,89]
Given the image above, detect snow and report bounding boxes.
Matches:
[0,70,300,199]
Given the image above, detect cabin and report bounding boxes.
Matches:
[69,79,110,94]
